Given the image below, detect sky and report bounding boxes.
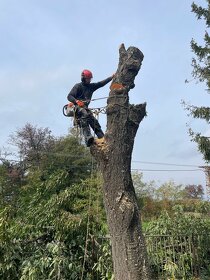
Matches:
[0,0,209,188]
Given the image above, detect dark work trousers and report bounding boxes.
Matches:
[76,106,104,144]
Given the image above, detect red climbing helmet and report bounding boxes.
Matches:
[81,69,93,79]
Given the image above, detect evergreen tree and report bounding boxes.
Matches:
[184,0,210,162]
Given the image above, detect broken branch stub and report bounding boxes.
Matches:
[111,43,144,91]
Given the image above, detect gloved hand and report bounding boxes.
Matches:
[76,100,85,107]
[67,102,74,107]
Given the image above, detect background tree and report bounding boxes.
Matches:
[132,172,160,220]
[183,0,210,162]
[9,123,55,169]
[156,181,183,202]
[0,160,22,211]
[183,184,204,199]
[132,171,156,200]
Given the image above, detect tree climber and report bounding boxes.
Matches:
[67,69,114,147]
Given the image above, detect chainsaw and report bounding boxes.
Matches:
[62,102,75,117]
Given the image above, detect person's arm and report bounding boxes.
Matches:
[92,76,113,91]
[67,84,79,104]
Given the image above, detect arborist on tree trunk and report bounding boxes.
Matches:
[67,69,114,147]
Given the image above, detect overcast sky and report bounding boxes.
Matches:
[0,0,209,187]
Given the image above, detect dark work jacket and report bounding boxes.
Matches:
[67,76,112,107]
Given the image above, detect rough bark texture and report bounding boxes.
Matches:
[91,44,150,280]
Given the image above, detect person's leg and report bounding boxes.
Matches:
[77,108,94,146]
[88,112,104,139]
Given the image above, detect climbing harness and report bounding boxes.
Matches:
[62,98,107,138]
[62,94,130,147]
[62,90,129,120]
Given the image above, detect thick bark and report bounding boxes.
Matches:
[91,44,150,280]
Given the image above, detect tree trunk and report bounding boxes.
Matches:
[91,44,151,280]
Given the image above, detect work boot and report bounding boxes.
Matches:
[86,135,94,147]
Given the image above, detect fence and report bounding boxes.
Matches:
[145,234,210,279]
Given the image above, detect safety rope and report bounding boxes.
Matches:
[90,107,107,115]
[91,96,109,102]
[96,162,101,280]
[80,155,94,280]
[80,111,101,280]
